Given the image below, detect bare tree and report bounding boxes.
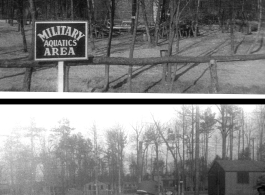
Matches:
[128,0,139,92]
[215,105,231,159]
[16,0,28,52]
[139,0,153,46]
[101,0,115,92]
[194,106,200,195]
[106,126,127,195]
[247,0,262,54]
[86,0,96,50]
[200,107,216,165]
[23,0,36,91]
[154,0,162,46]
[131,123,144,181]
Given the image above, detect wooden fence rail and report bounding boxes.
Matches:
[0,53,264,92]
[1,53,265,68]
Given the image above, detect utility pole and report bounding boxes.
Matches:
[194,106,200,195]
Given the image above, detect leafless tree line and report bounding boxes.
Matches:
[1,105,265,195]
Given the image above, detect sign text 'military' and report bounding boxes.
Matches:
[35,21,88,61]
[37,26,85,42]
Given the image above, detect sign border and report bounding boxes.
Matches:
[34,21,88,61]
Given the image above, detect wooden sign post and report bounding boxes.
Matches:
[34,21,88,92]
[58,61,64,92]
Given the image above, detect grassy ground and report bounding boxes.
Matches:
[1,20,265,94]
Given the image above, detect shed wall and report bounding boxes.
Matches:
[225,172,264,195]
[208,162,225,195]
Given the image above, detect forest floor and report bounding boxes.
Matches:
[1,19,265,94]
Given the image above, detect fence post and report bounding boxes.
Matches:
[167,62,171,83]
[209,59,219,93]
[64,65,70,92]
[160,50,168,84]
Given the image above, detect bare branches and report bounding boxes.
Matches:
[151,114,177,161]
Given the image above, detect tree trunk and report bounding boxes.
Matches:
[194,106,200,195]
[230,0,235,55]
[9,0,14,26]
[140,0,152,46]
[166,0,176,84]
[194,0,200,37]
[21,20,28,52]
[259,108,264,160]
[175,0,181,54]
[18,0,27,52]
[101,0,115,92]
[128,0,139,92]
[242,109,245,153]
[154,0,162,46]
[182,108,185,183]
[23,0,36,91]
[191,105,194,190]
[155,142,160,194]
[222,132,227,159]
[131,0,137,34]
[71,0,74,20]
[170,0,181,92]
[205,130,209,165]
[247,0,262,54]
[230,115,234,160]
[238,118,241,159]
[87,0,95,50]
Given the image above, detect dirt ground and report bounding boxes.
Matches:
[1,20,265,94]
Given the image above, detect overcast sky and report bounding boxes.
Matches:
[0,104,178,136]
[0,104,256,136]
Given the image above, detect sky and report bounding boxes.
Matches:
[0,104,178,137]
[0,104,256,136]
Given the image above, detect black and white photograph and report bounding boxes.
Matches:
[1,0,265,94]
[0,104,263,195]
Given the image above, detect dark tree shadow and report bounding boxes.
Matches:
[111,65,156,89]
[182,66,209,93]
[234,36,246,54]
[251,36,264,54]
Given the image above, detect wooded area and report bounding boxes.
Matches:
[0,105,264,195]
[0,0,264,92]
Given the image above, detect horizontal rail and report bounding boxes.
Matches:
[1,53,265,68]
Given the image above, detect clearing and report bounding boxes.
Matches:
[1,20,265,93]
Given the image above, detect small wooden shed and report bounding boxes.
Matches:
[208,160,265,195]
[84,181,111,195]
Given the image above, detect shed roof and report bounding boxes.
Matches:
[215,160,265,172]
